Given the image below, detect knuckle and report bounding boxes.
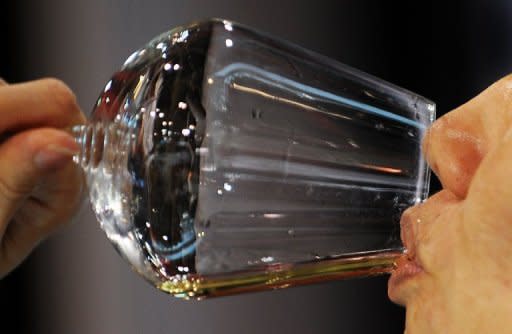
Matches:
[42,78,78,112]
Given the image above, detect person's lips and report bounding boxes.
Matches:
[389,256,423,289]
[388,209,424,294]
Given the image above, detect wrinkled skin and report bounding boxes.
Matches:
[0,78,85,277]
[388,74,512,333]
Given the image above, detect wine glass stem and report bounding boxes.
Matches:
[69,123,109,168]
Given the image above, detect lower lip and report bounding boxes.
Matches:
[388,256,423,289]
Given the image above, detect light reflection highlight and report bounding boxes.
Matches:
[358,164,403,174]
[263,213,285,219]
[223,20,233,31]
[104,80,112,92]
[215,63,425,128]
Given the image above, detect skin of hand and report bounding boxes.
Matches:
[388,74,512,333]
[0,78,85,278]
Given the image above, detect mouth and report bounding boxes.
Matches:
[388,254,423,291]
[388,210,425,296]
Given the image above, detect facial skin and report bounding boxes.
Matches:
[388,74,512,333]
[0,78,85,278]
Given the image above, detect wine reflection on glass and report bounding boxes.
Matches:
[71,19,434,299]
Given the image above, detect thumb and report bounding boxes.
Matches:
[0,128,80,274]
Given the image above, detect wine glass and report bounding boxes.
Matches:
[72,18,434,299]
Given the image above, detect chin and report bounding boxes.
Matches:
[388,269,443,333]
[388,256,424,305]
[389,278,448,334]
[403,299,445,334]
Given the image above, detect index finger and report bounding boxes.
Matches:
[0,78,85,132]
[422,74,512,198]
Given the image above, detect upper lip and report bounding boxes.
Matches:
[400,210,421,266]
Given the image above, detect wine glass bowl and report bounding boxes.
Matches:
[73,19,434,299]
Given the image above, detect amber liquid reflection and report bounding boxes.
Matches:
[158,250,401,298]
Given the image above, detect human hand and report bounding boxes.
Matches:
[388,74,512,333]
[0,78,85,277]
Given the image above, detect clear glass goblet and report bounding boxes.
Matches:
[72,18,434,299]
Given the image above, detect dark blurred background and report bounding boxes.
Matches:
[1,1,511,333]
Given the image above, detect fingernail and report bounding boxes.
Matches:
[34,144,79,170]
